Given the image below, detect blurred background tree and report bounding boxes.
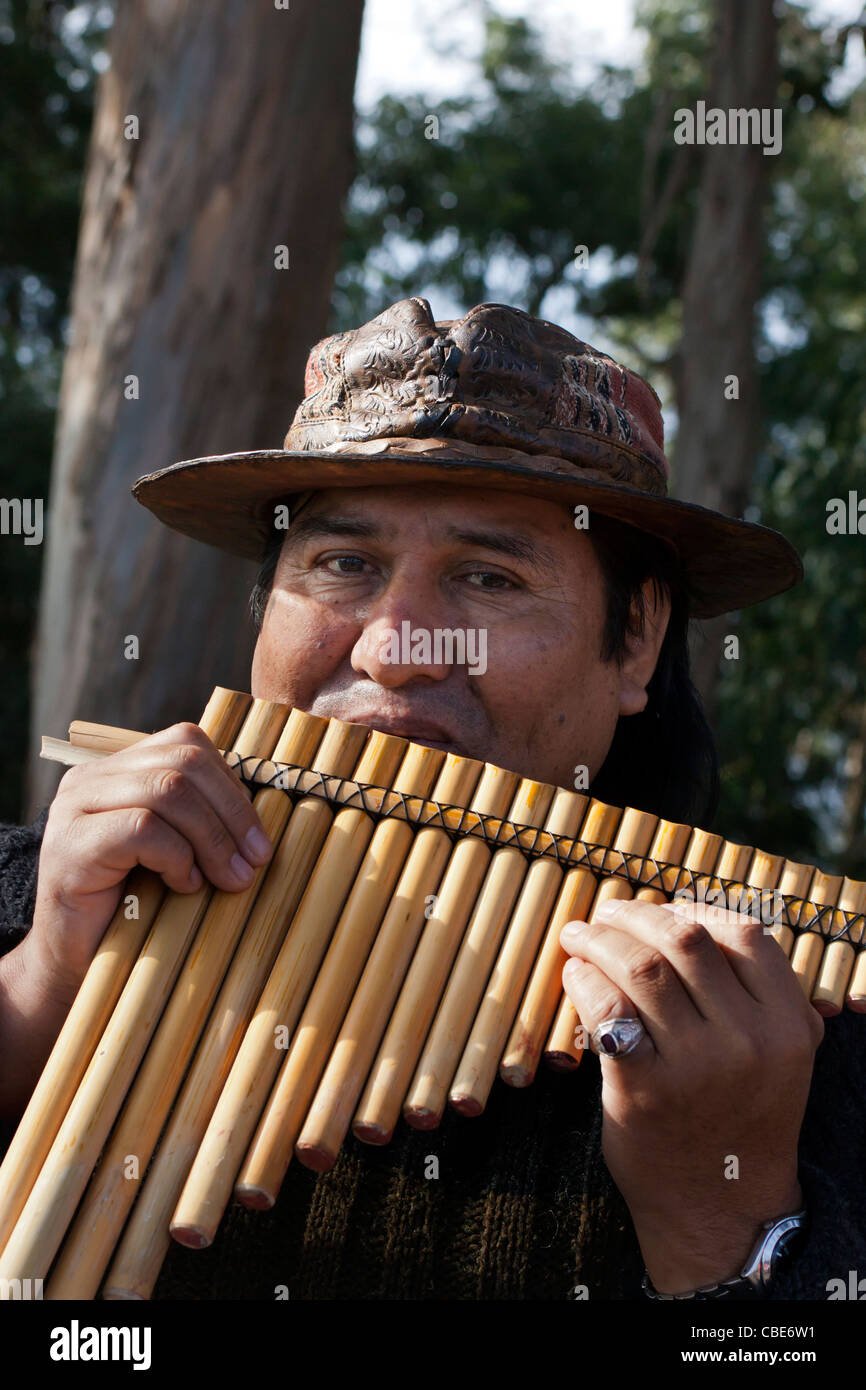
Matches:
[3,0,866,878]
[0,0,111,824]
[25,0,364,813]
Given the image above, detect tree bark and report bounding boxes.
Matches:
[673,0,778,718]
[28,0,364,813]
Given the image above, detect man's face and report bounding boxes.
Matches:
[250,484,668,788]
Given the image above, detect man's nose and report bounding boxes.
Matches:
[351,592,457,688]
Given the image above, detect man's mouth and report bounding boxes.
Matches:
[345,714,464,756]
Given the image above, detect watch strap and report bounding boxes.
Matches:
[641,1208,808,1301]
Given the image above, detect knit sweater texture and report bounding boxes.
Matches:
[2,813,865,1300]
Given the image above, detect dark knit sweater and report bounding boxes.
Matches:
[2,814,865,1300]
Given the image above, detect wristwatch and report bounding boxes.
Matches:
[641,1209,808,1300]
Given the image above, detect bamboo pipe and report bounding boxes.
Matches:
[846,949,866,1011]
[692,842,785,943]
[766,860,813,957]
[0,688,249,1261]
[68,720,150,753]
[811,878,866,1017]
[293,751,485,1171]
[447,787,588,1117]
[534,819,697,1073]
[631,819,695,905]
[544,878,634,1067]
[226,737,449,1213]
[164,729,413,1244]
[791,871,844,1001]
[351,764,522,1147]
[402,776,558,1130]
[0,695,275,1286]
[497,800,623,1087]
[46,706,342,1300]
[543,807,663,1069]
[750,859,840,1001]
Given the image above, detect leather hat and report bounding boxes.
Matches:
[132,296,802,618]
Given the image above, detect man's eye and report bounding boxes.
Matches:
[465,570,516,590]
[323,555,369,575]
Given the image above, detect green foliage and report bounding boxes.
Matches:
[336,0,866,872]
[716,77,866,872]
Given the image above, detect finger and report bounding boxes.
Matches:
[82,806,207,895]
[74,768,263,892]
[97,725,270,861]
[588,898,749,1023]
[75,738,273,869]
[656,898,807,1009]
[559,912,699,1054]
[145,722,247,793]
[561,954,656,1068]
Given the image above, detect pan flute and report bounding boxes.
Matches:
[1,686,864,1301]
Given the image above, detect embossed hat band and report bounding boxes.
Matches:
[133,296,803,618]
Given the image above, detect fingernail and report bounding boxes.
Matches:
[188,865,203,890]
[244,826,273,862]
[561,919,590,938]
[230,852,255,885]
[594,900,620,918]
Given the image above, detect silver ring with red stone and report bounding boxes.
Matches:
[589,1017,647,1058]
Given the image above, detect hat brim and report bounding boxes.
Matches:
[132,449,803,620]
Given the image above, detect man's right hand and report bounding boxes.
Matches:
[0,723,272,1117]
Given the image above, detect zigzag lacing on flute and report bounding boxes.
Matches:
[226,751,866,951]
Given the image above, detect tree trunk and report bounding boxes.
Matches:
[27,0,364,814]
[673,0,778,718]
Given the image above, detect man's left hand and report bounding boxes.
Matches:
[560,897,825,1295]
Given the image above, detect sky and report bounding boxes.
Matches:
[357,0,866,107]
[356,0,644,107]
[355,0,866,341]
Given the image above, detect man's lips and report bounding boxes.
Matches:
[342,713,464,754]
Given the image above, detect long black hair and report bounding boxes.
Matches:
[250,508,719,828]
[586,513,719,828]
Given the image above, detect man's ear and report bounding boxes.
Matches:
[617,580,671,717]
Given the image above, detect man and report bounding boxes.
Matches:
[1,298,864,1300]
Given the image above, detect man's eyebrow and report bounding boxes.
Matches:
[445,526,558,573]
[281,514,557,572]
[281,514,381,545]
